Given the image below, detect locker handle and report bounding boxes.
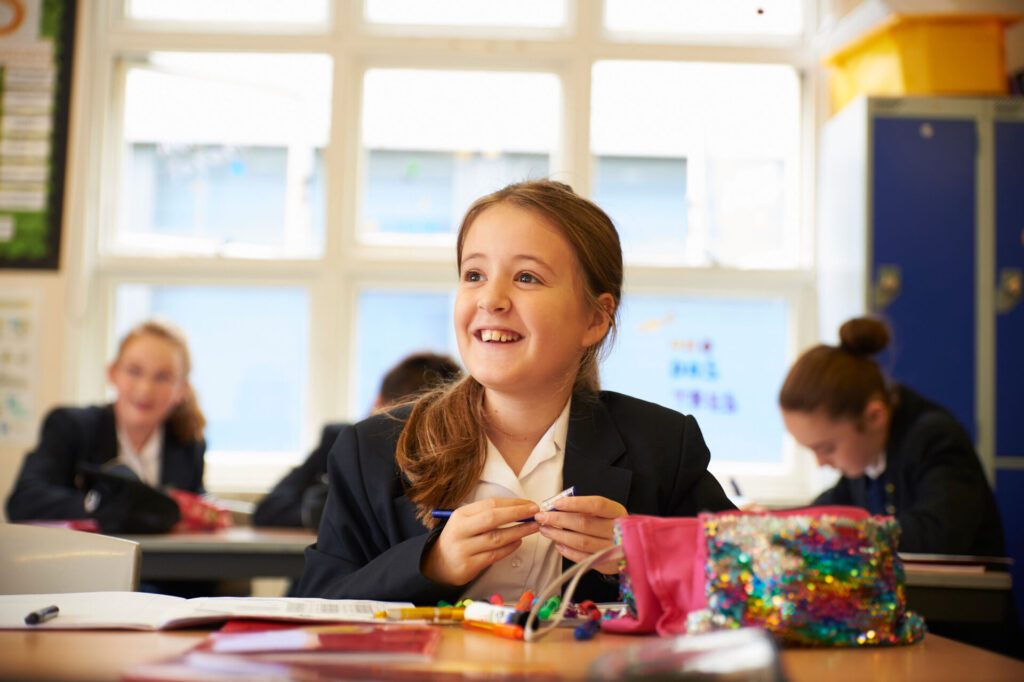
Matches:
[874,265,901,310]
[997,268,1022,315]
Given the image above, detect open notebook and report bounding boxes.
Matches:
[0,592,413,630]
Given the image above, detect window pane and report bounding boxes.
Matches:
[355,289,457,416]
[114,285,309,454]
[364,150,547,234]
[365,0,566,28]
[361,69,558,240]
[592,61,800,267]
[602,295,788,465]
[126,0,329,27]
[594,156,689,264]
[116,53,332,258]
[605,0,802,38]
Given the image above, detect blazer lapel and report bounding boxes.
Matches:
[562,396,632,505]
[851,476,871,510]
[96,405,120,466]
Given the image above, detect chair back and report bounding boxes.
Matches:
[0,523,140,594]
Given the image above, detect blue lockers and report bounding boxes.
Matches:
[819,96,1024,629]
[994,118,1024,459]
[872,116,977,439]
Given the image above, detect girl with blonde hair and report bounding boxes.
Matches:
[6,318,206,521]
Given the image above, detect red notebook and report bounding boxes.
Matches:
[194,620,441,659]
[122,621,561,681]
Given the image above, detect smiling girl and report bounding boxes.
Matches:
[6,319,206,521]
[298,180,734,604]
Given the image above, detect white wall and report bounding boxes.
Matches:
[0,272,70,519]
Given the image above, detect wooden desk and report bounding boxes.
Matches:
[120,530,1015,637]
[121,528,314,581]
[1,629,1022,681]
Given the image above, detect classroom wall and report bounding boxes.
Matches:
[0,269,70,520]
[2,8,1023,520]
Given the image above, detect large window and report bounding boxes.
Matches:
[70,1,818,502]
[114,52,332,258]
[359,69,559,243]
[591,61,801,267]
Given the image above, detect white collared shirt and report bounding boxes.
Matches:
[115,425,163,487]
[865,453,887,480]
[459,398,571,603]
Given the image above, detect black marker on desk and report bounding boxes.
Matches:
[25,604,59,625]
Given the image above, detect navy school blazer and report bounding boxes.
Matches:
[813,385,1005,557]
[5,405,206,521]
[295,390,735,604]
[252,422,346,528]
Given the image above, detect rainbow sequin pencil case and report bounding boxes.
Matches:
[602,507,925,647]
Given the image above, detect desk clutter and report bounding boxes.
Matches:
[605,507,926,647]
[120,620,452,682]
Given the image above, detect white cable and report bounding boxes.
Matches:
[522,544,623,642]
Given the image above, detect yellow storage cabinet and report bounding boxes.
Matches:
[824,14,1020,114]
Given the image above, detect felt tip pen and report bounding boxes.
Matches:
[539,486,575,512]
[374,606,465,621]
[24,605,59,625]
[462,619,524,640]
[730,478,743,497]
[431,486,577,520]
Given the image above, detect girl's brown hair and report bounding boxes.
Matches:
[395,179,623,525]
[778,316,892,421]
[115,319,206,443]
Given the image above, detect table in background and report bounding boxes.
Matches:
[903,562,1013,623]
[122,527,315,581]
[903,561,1020,658]
[1,629,1022,681]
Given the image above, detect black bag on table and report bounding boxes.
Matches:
[79,462,181,534]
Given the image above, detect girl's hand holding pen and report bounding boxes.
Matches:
[422,497,540,586]
[534,495,626,574]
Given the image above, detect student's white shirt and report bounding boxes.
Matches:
[459,398,571,603]
[865,453,887,480]
[115,425,163,487]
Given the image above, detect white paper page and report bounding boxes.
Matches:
[0,591,184,630]
[164,597,415,627]
[0,592,416,630]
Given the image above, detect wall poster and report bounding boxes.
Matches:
[0,288,38,443]
[0,0,76,269]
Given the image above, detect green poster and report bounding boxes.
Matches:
[0,0,75,269]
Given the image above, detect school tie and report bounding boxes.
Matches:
[865,476,886,515]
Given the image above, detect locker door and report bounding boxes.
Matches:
[995,120,1024,458]
[871,116,977,438]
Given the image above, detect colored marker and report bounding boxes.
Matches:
[374,606,464,621]
[539,486,575,512]
[462,619,524,640]
[431,486,577,521]
[24,605,59,625]
[463,600,529,627]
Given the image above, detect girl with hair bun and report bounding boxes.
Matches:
[779,316,1004,556]
[298,179,734,604]
[6,318,207,521]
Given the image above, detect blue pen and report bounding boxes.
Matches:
[431,486,575,520]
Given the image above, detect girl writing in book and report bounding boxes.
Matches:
[6,319,207,521]
[778,316,1004,556]
[297,179,734,604]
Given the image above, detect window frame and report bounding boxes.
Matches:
[64,0,823,503]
